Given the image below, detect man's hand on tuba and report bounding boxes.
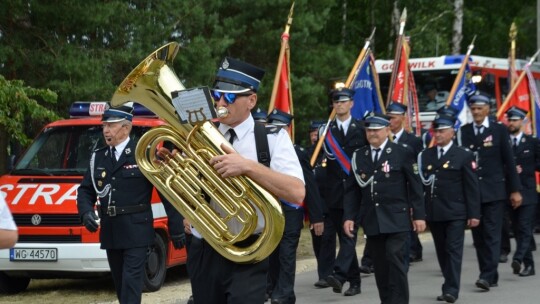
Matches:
[210,144,252,178]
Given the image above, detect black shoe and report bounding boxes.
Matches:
[270,299,285,304]
[314,279,330,288]
[187,295,194,304]
[519,265,536,277]
[475,279,490,291]
[326,275,343,293]
[499,254,508,263]
[512,260,521,275]
[359,265,372,274]
[443,294,457,303]
[409,255,423,263]
[490,282,498,287]
[436,295,445,301]
[343,285,361,296]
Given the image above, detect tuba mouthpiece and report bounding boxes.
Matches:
[217,107,229,118]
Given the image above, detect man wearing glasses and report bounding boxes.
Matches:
[186,57,305,304]
[320,88,366,297]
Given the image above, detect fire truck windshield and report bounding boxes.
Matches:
[12,125,149,176]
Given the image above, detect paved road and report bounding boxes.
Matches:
[294,231,540,304]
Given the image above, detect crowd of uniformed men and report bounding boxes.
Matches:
[78,56,540,304]
[249,85,539,304]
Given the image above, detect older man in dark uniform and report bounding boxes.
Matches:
[505,106,540,277]
[77,104,177,304]
[419,114,480,303]
[344,113,426,304]
[322,87,367,297]
[457,92,522,291]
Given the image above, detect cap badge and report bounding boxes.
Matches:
[222,58,230,69]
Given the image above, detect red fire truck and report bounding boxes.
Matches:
[0,102,186,293]
[375,54,540,128]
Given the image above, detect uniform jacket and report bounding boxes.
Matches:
[512,134,540,205]
[307,145,329,216]
[323,118,367,209]
[77,139,154,249]
[295,145,325,223]
[344,142,425,236]
[419,144,480,221]
[458,121,521,203]
[396,130,423,156]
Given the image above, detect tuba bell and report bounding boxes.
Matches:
[110,42,284,263]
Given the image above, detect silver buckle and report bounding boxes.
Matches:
[107,206,117,217]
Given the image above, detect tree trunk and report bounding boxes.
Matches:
[341,0,347,45]
[451,0,464,55]
[388,1,400,54]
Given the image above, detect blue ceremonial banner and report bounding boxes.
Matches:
[526,68,540,137]
[450,63,476,129]
[351,54,383,119]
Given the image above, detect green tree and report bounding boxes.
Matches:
[0,75,59,174]
[1,0,538,150]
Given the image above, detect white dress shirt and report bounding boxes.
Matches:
[192,116,304,238]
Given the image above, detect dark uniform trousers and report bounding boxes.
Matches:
[420,144,480,298]
[187,237,269,304]
[458,121,521,285]
[320,119,367,286]
[344,142,425,304]
[77,140,155,304]
[508,134,540,268]
[268,206,304,303]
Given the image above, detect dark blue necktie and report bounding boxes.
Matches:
[110,147,117,166]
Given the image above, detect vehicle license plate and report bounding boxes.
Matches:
[9,248,58,261]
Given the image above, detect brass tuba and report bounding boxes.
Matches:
[110,42,284,263]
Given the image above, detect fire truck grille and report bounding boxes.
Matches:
[17,235,82,243]
[13,214,82,226]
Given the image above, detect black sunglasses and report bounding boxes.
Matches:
[211,90,253,104]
